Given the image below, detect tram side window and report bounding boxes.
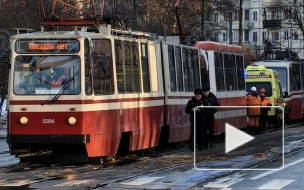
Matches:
[132,42,141,92]
[141,43,151,92]
[236,55,245,90]
[192,50,200,89]
[187,50,194,91]
[301,64,304,90]
[290,64,301,91]
[115,40,125,93]
[85,39,93,95]
[200,53,209,87]
[183,49,190,91]
[224,53,237,91]
[175,47,184,91]
[124,41,134,93]
[214,52,225,91]
[91,39,114,95]
[168,46,177,92]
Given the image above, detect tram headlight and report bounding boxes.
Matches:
[20,117,28,125]
[68,117,77,125]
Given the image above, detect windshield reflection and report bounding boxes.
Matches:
[13,55,81,95]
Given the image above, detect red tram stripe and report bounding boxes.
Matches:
[9,96,164,105]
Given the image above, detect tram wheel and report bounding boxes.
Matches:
[108,155,116,162]
[99,157,106,164]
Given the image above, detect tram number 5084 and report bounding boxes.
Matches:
[42,119,55,124]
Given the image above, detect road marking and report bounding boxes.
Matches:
[121,176,164,186]
[1,178,55,187]
[203,177,244,188]
[54,179,91,186]
[250,157,304,179]
[257,179,294,189]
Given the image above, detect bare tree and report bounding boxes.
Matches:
[270,0,304,40]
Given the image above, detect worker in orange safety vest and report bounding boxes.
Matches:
[246,86,261,135]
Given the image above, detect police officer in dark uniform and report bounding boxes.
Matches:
[185,89,210,151]
[202,85,220,148]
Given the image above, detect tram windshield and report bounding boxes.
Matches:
[13,55,81,95]
[268,67,287,92]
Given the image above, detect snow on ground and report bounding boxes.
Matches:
[0,99,7,138]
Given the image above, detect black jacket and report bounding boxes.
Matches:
[202,92,220,117]
[185,96,212,121]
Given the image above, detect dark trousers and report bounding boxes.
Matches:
[206,116,215,144]
[189,120,208,149]
[259,114,268,128]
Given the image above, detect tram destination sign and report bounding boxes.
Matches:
[15,39,80,54]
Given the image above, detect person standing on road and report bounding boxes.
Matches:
[201,85,220,148]
[246,86,261,135]
[185,89,210,151]
[259,88,272,134]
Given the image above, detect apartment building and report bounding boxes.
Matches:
[213,0,304,59]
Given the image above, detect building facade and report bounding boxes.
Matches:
[214,0,304,59]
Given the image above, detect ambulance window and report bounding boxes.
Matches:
[246,82,272,97]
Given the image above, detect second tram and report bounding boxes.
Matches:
[254,60,304,120]
[194,41,247,133]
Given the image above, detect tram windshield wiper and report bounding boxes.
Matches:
[49,71,79,104]
[28,74,51,85]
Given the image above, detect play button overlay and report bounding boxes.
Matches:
[225,123,254,153]
[193,105,284,171]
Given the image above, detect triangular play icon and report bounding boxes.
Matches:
[225,123,255,153]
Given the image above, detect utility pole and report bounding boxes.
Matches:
[238,0,243,45]
[201,0,206,40]
[132,0,138,30]
[229,12,232,44]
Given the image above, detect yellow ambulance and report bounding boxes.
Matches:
[245,65,284,128]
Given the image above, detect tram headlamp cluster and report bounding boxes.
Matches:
[20,117,28,125]
[68,117,77,125]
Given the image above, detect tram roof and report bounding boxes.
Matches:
[254,60,304,67]
[11,31,103,39]
[12,25,157,41]
[194,41,243,53]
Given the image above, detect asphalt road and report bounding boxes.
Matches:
[199,148,304,190]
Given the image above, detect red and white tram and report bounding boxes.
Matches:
[254,60,304,120]
[6,25,246,162]
[194,41,247,133]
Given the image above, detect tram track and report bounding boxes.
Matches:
[187,127,304,189]
[0,122,303,189]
